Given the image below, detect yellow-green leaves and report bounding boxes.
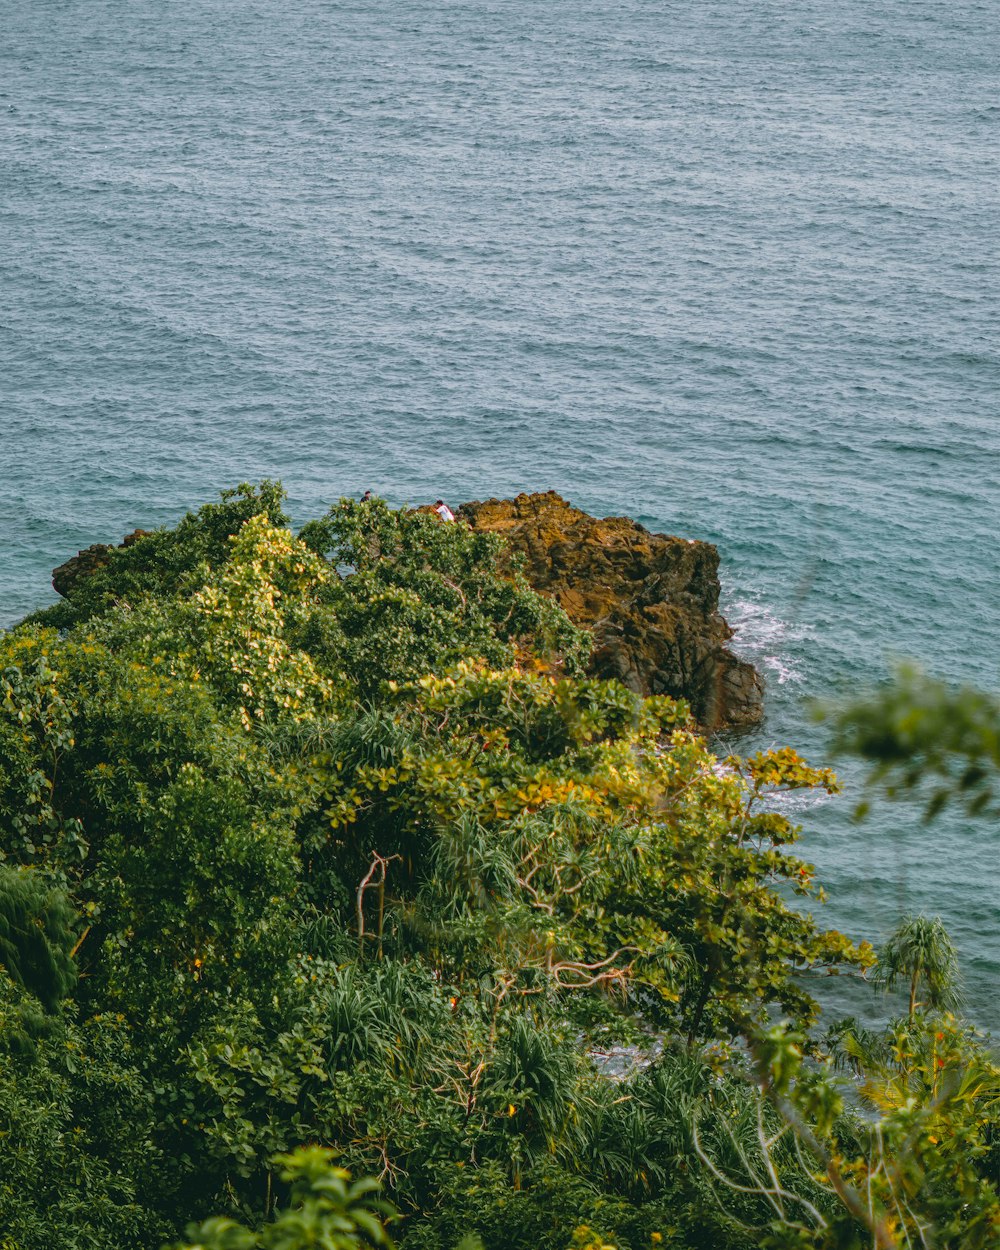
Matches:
[190,516,334,731]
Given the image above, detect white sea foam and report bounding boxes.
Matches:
[723,596,814,687]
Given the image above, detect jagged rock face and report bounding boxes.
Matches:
[52,544,113,599]
[51,530,150,599]
[458,492,763,734]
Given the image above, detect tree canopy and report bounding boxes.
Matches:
[0,485,995,1250]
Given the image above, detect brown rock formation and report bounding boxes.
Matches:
[49,496,762,734]
[458,492,763,734]
[52,530,151,599]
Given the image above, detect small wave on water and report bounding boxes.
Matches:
[722,595,814,688]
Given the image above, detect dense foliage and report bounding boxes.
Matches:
[0,485,996,1250]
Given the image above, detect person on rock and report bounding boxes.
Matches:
[361,489,373,502]
[434,499,455,522]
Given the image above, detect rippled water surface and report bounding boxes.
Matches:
[3,0,998,1028]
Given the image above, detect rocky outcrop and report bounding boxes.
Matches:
[52,530,151,599]
[458,492,763,734]
[50,495,763,734]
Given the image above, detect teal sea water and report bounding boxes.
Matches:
[2,1,998,1029]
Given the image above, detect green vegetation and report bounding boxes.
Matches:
[0,484,996,1250]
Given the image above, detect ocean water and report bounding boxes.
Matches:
[2,0,997,1030]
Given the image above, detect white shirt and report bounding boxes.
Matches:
[435,504,455,522]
